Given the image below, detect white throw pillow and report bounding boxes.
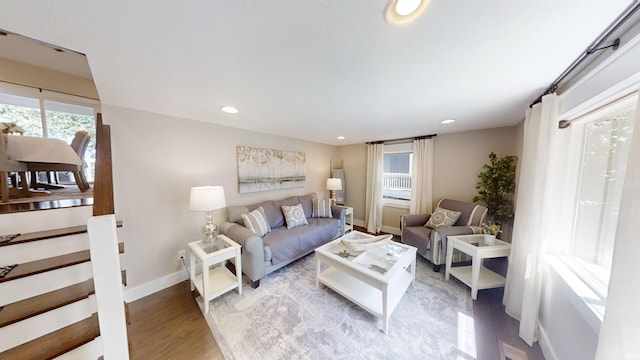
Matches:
[242,207,271,237]
[424,207,462,229]
[282,203,309,229]
[312,199,332,218]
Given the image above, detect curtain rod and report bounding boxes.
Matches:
[0,79,100,101]
[366,133,437,145]
[530,1,640,108]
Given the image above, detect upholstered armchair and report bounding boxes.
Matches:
[400,199,488,271]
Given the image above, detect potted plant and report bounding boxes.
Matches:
[480,222,501,245]
[473,152,517,227]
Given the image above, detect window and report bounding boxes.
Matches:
[382,143,413,205]
[569,101,636,297]
[0,88,98,182]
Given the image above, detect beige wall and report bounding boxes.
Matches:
[337,125,521,233]
[104,105,338,289]
[0,57,98,99]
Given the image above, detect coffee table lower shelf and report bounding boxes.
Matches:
[317,267,413,326]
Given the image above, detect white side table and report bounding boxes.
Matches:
[445,234,510,300]
[335,205,353,233]
[188,235,242,313]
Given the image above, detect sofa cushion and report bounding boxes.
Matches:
[249,200,283,229]
[297,194,314,219]
[263,217,339,264]
[282,204,308,229]
[241,207,271,237]
[425,207,462,229]
[312,199,332,218]
[227,205,250,224]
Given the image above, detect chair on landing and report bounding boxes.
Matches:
[400,199,488,272]
[0,135,30,202]
[69,131,91,191]
[25,131,91,192]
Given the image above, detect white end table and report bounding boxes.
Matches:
[335,205,353,233]
[188,235,242,312]
[445,234,510,300]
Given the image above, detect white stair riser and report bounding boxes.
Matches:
[54,337,103,360]
[0,296,97,352]
[0,207,91,234]
[0,263,93,306]
[0,234,88,265]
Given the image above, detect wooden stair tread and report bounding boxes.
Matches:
[0,279,94,328]
[0,220,123,247]
[0,313,99,360]
[0,243,124,284]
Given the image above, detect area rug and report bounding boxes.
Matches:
[201,254,477,360]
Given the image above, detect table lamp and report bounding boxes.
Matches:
[190,185,226,243]
[326,178,342,205]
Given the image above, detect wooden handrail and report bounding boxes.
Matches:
[93,113,115,216]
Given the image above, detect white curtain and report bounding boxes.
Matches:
[503,94,570,345]
[595,95,640,359]
[365,143,384,234]
[410,138,434,214]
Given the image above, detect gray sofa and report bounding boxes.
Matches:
[400,199,487,272]
[220,194,345,288]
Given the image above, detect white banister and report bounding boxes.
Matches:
[87,215,129,360]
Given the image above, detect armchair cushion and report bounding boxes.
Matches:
[424,207,462,228]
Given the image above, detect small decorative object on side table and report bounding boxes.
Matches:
[334,205,353,233]
[445,234,510,300]
[188,234,242,313]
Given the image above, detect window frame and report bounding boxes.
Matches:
[382,143,413,208]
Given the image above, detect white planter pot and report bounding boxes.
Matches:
[483,234,496,245]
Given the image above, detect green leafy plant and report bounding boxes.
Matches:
[480,222,502,235]
[473,152,517,225]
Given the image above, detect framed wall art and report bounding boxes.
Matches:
[236,146,306,193]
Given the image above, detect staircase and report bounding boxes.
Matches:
[0,206,125,359]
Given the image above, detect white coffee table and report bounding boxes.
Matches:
[189,235,242,313]
[315,231,416,334]
[445,234,511,300]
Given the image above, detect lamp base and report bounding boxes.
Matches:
[202,210,217,244]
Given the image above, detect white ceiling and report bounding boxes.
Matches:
[0,1,632,145]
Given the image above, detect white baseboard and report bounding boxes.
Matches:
[352,219,401,236]
[538,325,558,360]
[381,225,401,236]
[124,269,188,303]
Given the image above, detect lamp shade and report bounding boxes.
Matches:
[326,178,342,191]
[189,186,226,211]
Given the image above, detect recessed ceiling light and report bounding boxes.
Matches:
[440,119,456,124]
[220,106,238,114]
[337,136,345,140]
[385,0,430,26]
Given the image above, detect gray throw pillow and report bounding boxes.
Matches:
[312,199,332,218]
[241,207,271,237]
[424,207,462,229]
[282,203,309,229]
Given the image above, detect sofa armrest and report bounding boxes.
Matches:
[331,205,346,235]
[401,214,430,230]
[220,221,266,282]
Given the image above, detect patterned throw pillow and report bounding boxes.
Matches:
[282,203,309,229]
[312,199,333,218]
[424,207,462,229]
[241,207,271,237]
